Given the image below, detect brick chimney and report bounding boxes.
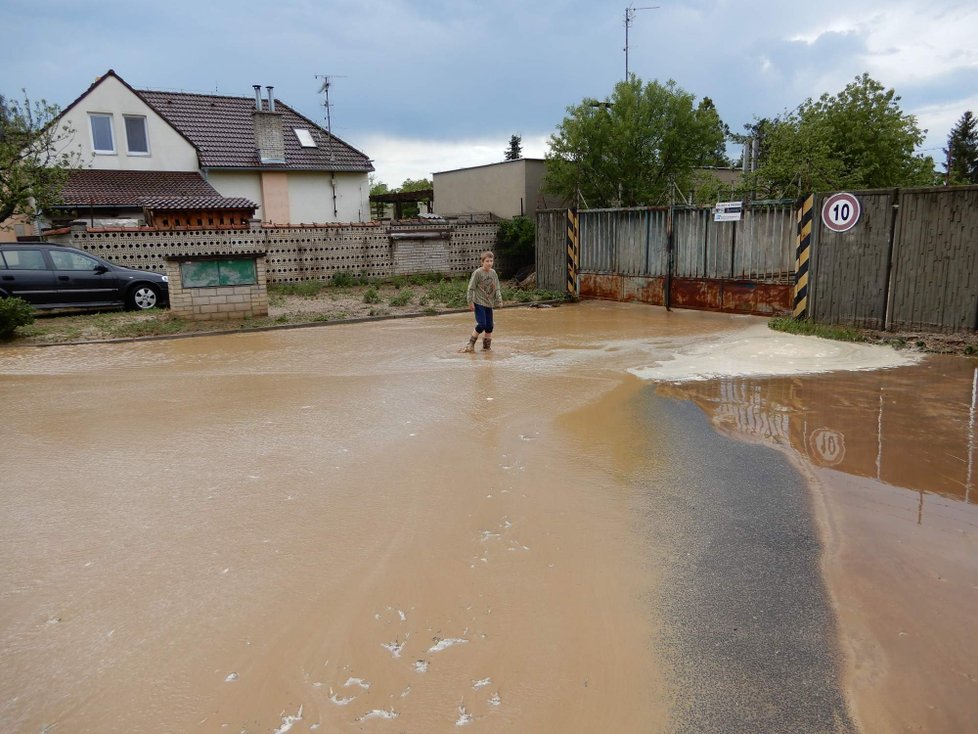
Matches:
[253,85,285,164]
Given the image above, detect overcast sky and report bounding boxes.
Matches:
[3,0,976,187]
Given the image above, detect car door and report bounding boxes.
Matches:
[0,248,59,306]
[47,248,121,306]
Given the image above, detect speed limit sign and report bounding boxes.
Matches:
[821,192,861,232]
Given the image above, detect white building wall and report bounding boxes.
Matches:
[206,170,370,224]
[60,75,199,171]
[204,171,265,217]
[288,172,370,224]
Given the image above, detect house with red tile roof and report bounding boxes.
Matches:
[35,69,374,231]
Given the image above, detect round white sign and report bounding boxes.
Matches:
[821,192,861,233]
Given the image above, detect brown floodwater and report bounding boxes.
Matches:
[1,302,975,733]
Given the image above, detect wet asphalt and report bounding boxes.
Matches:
[635,390,856,734]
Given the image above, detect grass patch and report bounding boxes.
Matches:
[768,316,866,342]
[102,314,192,339]
[424,278,468,309]
[389,289,414,307]
[502,286,568,304]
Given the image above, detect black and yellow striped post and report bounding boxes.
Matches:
[566,208,580,298]
[793,194,814,319]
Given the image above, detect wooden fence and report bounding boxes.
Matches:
[539,185,978,332]
[808,185,978,332]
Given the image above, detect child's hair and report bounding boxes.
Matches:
[480,250,494,262]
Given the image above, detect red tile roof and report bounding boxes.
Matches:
[138,89,374,172]
[55,170,257,210]
[137,196,257,211]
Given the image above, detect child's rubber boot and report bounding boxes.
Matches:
[461,335,477,353]
[482,337,492,351]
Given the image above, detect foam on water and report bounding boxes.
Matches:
[429,637,468,653]
[382,639,405,658]
[272,705,303,734]
[629,323,919,382]
[455,703,474,726]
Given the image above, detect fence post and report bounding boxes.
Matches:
[882,188,901,331]
[566,208,579,299]
[793,193,814,319]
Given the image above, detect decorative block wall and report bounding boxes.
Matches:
[50,220,502,284]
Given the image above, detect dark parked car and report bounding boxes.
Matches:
[0,243,168,311]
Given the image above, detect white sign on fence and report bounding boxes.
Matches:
[714,201,743,222]
[821,192,861,233]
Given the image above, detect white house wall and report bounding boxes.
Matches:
[204,171,265,217]
[60,75,199,171]
[288,172,370,224]
[205,170,370,224]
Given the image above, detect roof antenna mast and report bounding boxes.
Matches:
[315,74,345,162]
[624,4,659,79]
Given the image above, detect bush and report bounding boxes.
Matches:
[332,272,357,287]
[362,286,381,304]
[0,297,35,340]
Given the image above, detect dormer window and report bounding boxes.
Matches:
[89,113,115,154]
[294,128,317,148]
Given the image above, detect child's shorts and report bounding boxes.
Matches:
[474,304,494,333]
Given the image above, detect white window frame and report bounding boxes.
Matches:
[89,113,115,154]
[124,115,150,156]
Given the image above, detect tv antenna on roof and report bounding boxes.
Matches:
[624,4,659,79]
[315,74,346,161]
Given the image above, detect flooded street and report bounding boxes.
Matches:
[1,302,975,733]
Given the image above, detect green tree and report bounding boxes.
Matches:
[944,111,978,184]
[398,177,432,219]
[747,74,935,198]
[504,134,523,161]
[695,97,731,167]
[544,77,724,208]
[495,216,535,276]
[0,91,82,224]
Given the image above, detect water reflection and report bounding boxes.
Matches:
[660,359,978,507]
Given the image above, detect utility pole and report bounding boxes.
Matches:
[624,4,659,79]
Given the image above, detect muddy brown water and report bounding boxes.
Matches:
[1,302,975,733]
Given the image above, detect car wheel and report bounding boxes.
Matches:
[127,284,160,310]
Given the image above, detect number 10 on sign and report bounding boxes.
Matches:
[821,192,861,233]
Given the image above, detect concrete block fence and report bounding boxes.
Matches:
[47,220,503,284]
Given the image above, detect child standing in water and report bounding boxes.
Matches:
[461,250,503,352]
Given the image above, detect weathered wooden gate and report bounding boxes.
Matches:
[536,203,796,315]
